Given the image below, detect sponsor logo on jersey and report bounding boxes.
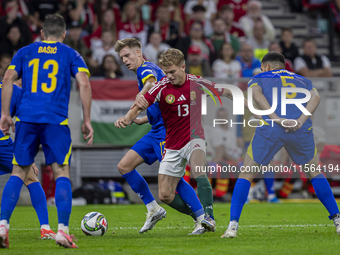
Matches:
[177,95,186,101]
[165,94,175,104]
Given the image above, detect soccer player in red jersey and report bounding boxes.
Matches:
[120,48,242,232]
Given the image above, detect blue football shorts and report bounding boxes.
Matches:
[247,126,316,166]
[13,121,72,166]
[0,141,14,175]
[131,129,166,165]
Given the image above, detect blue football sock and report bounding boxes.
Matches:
[311,174,340,219]
[0,176,24,222]
[264,172,275,195]
[27,182,49,226]
[55,177,72,226]
[176,178,204,219]
[122,170,155,205]
[230,178,251,222]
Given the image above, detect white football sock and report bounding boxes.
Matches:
[268,194,276,201]
[228,220,239,230]
[196,214,204,223]
[58,224,69,234]
[0,220,9,229]
[146,200,158,212]
[41,224,51,230]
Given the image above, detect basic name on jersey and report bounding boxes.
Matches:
[38,46,57,54]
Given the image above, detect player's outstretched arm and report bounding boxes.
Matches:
[129,116,149,126]
[76,72,93,146]
[0,69,17,135]
[115,103,145,128]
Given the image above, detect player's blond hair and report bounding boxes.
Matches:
[114,38,142,53]
[159,48,185,67]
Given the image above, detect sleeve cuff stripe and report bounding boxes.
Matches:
[78,67,90,77]
[142,74,156,85]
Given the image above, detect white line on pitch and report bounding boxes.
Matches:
[9,224,333,231]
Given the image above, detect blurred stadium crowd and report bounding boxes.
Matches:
[0,0,339,80]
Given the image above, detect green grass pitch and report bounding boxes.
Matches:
[2,202,340,255]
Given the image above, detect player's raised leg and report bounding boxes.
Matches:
[189,148,216,232]
[24,164,55,239]
[222,153,258,238]
[158,173,206,235]
[118,149,166,233]
[0,165,30,248]
[303,156,340,235]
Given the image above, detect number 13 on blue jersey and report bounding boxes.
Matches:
[28,58,59,93]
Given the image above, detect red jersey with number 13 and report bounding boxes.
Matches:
[144,74,223,150]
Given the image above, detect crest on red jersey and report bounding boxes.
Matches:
[165,94,175,104]
[190,91,196,105]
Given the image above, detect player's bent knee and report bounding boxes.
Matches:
[117,161,133,175]
[52,163,70,179]
[158,190,174,204]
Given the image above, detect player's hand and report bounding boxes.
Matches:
[115,117,129,128]
[274,118,298,132]
[129,118,143,126]
[0,115,15,135]
[289,119,304,132]
[31,163,39,176]
[82,121,94,146]
[131,94,149,110]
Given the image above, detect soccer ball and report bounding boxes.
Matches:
[81,212,108,236]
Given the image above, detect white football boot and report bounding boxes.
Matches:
[189,220,207,235]
[139,206,166,233]
[221,221,238,238]
[332,213,340,235]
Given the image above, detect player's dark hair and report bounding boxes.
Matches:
[42,14,66,39]
[261,52,285,69]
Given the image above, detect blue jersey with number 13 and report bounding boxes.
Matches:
[9,41,89,124]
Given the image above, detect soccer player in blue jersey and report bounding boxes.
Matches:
[0,77,55,243]
[0,14,93,248]
[114,38,215,234]
[222,52,340,238]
